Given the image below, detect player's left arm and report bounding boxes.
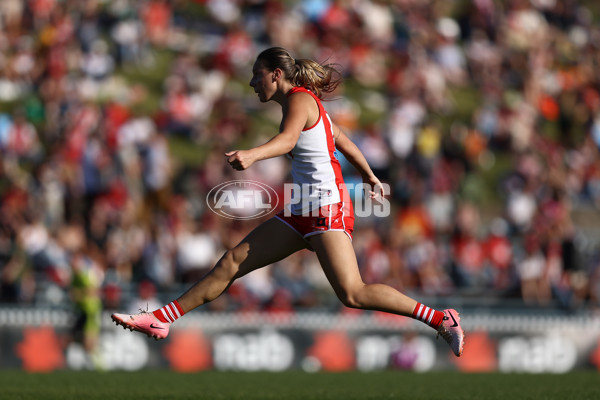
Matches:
[333,123,385,199]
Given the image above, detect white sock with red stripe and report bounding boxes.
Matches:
[152,300,185,323]
[412,302,444,329]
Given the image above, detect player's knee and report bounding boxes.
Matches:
[337,286,365,309]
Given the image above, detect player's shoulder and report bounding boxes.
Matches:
[288,87,314,99]
[287,88,318,107]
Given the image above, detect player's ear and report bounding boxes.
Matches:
[272,68,283,82]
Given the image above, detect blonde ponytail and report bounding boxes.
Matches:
[256,47,342,99]
[290,58,341,98]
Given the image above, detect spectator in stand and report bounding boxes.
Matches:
[1,0,600,313]
[450,203,489,291]
[484,218,515,293]
[515,232,551,305]
[127,279,162,314]
[4,110,41,162]
[175,218,219,284]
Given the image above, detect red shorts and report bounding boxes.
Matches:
[275,201,354,241]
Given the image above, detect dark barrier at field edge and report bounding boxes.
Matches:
[0,309,599,372]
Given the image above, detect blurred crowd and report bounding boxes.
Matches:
[1,0,600,317]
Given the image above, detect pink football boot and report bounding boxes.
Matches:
[437,309,465,357]
[111,311,170,340]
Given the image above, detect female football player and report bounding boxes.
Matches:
[112,47,464,357]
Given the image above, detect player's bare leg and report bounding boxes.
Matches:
[308,231,464,356]
[308,231,417,314]
[112,217,309,338]
[176,217,309,312]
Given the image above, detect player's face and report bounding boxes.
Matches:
[249,60,276,102]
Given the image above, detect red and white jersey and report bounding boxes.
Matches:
[286,87,349,215]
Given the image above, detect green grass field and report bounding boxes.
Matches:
[1,370,599,400]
